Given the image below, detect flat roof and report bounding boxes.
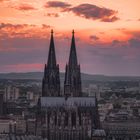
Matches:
[40,97,96,108]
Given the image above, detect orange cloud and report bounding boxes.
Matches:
[0,22,140,46]
[0,23,51,39]
[14,3,37,11]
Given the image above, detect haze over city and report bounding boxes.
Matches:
[0,0,140,76]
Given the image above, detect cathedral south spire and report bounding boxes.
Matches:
[64,30,82,97]
[68,30,78,68]
[42,30,60,97]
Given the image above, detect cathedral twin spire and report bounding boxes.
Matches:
[42,30,82,97]
[68,30,78,67]
[47,30,56,68]
[64,30,82,97]
[42,29,60,97]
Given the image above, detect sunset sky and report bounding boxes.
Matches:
[0,0,140,75]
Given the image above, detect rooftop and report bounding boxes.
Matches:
[40,97,96,108]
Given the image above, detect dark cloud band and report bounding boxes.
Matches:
[45,1,71,8]
[45,1,119,22]
[66,4,119,22]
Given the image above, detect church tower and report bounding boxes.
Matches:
[64,30,82,97]
[42,30,60,97]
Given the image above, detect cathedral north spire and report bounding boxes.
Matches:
[47,29,57,68]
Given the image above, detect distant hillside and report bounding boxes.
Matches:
[0,72,140,81]
[0,72,43,80]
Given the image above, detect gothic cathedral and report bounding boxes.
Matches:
[37,30,105,140]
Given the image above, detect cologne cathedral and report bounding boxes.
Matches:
[37,30,105,140]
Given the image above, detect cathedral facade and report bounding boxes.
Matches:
[37,30,104,140]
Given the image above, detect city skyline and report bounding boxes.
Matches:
[0,0,140,76]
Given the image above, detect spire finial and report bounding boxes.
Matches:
[51,29,53,35]
[72,29,74,35]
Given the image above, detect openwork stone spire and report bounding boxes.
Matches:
[68,30,78,68]
[64,30,82,97]
[42,30,60,97]
[47,29,57,68]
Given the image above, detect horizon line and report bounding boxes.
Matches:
[0,71,140,77]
